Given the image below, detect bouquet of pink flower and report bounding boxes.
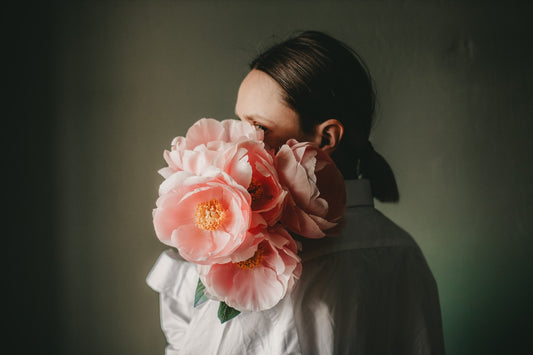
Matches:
[153,118,345,322]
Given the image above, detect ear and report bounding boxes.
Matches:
[314,119,344,155]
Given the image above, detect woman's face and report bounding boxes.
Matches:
[235,69,315,151]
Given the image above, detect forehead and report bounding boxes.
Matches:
[235,70,287,118]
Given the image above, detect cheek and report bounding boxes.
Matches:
[264,127,308,152]
[262,135,284,152]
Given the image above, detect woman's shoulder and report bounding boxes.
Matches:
[349,206,417,247]
[296,206,438,302]
[298,204,420,263]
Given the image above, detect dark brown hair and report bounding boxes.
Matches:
[250,30,399,202]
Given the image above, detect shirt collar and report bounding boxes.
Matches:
[345,179,374,208]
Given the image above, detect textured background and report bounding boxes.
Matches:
[9,1,533,354]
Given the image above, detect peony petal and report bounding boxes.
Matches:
[153,193,195,242]
[162,150,177,170]
[170,136,186,150]
[158,167,175,179]
[200,263,235,300]
[230,266,284,311]
[158,171,189,195]
[218,144,253,188]
[221,119,264,142]
[263,246,285,276]
[172,224,215,264]
[309,214,338,231]
[276,145,317,207]
[229,232,264,263]
[281,204,326,239]
[185,118,225,149]
[181,149,215,175]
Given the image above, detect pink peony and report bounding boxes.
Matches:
[198,225,302,312]
[159,118,263,178]
[153,168,255,264]
[275,139,346,238]
[218,140,287,225]
[151,118,349,316]
[160,118,286,225]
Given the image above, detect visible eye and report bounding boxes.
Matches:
[254,123,267,132]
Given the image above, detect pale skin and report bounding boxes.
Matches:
[235,69,344,154]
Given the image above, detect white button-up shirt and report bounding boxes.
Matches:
[147,179,445,354]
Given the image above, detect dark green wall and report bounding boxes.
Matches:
[11,1,533,354]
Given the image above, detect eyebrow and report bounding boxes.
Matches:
[236,112,274,125]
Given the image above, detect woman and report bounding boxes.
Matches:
[148,31,445,354]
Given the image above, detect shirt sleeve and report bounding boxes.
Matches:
[146,250,198,354]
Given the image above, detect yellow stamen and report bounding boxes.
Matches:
[195,199,226,231]
[236,245,265,270]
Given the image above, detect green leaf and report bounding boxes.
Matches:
[194,278,209,307]
[217,302,241,323]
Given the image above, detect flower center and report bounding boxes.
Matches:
[195,199,226,231]
[236,245,265,270]
[248,177,265,202]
